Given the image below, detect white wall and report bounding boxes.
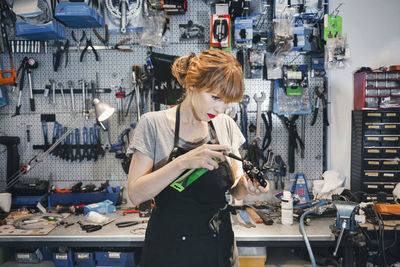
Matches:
[327,0,400,187]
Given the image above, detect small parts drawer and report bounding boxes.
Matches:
[381,136,400,146]
[382,112,399,122]
[381,160,400,170]
[364,112,382,122]
[364,124,381,135]
[363,148,382,158]
[364,136,381,146]
[363,183,397,194]
[363,171,400,182]
[381,124,400,134]
[364,160,381,170]
[382,148,399,158]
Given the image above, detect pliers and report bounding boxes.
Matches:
[310,84,329,126]
[53,39,69,71]
[72,30,86,53]
[113,38,133,52]
[80,38,99,62]
[93,24,109,47]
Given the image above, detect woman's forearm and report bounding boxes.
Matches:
[128,159,186,206]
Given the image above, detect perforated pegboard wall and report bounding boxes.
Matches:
[0,0,324,191]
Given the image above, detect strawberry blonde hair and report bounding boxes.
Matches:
[172,50,244,103]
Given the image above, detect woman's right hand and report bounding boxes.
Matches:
[174,143,230,171]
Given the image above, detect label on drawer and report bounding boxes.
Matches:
[385,149,397,153]
[386,113,397,117]
[384,125,396,128]
[16,253,30,260]
[383,137,399,141]
[365,172,379,176]
[383,173,395,177]
[367,149,380,153]
[384,185,395,189]
[108,252,121,259]
[77,253,90,260]
[367,137,380,141]
[368,161,380,165]
[56,253,68,260]
[368,125,380,129]
[367,113,381,117]
[367,185,378,189]
[383,161,398,165]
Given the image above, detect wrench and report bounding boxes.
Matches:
[57,82,67,106]
[67,80,75,112]
[254,92,266,142]
[239,95,250,148]
[49,79,56,104]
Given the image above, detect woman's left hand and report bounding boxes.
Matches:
[242,174,270,195]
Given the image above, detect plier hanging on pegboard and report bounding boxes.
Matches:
[93,24,109,48]
[310,80,329,126]
[53,39,69,71]
[71,30,86,53]
[80,38,99,62]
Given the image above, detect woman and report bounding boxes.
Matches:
[127,50,269,267]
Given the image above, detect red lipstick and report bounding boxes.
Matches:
[207,113,216,119]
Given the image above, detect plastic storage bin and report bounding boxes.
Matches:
[52,251,74,267]
[74,250,95,267]
[16,20,65,40]
[55,2,104,28]
[95,250,135,266]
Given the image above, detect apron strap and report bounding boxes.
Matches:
[174,104,181,148]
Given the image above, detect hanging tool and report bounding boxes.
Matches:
[80,38,99,62]
[82,127,91,161]
[26,57,38,111]
[74,128,82,162]
[93,24,109,48]
[239,95,250,148]
[94,123,105,159]
[53,39,69,71]
[110,126,133,174]
[66,131,74,162]
[89,127,98,161]
[113,37,133,52]
[49,79,56,104]
[67,80,75,112]
[132,65,141,120]
[93,23,133,52]
[79,80,88,115]
[71,30,86,53]
[0,2,17,86]
[277,115,305,173]
[11,57,28,117]
[116,86,126,125]
[261,111,273,150]
[310,82,329,126]
[57,82,67,107]
[248,93,266,168]
[50,121,60,157]
[41,120,50,150]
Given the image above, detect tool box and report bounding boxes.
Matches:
[55,2,104,28]
[16,20,65,40]
[95,249,135,266]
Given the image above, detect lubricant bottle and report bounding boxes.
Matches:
[281,190,293,225]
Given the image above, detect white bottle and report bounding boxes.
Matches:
[281,190,293,225]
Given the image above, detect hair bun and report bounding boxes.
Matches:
[172,52,196,86]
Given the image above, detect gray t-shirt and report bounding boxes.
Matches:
[128,109,245,171]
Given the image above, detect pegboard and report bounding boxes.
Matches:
[0,0,325,191]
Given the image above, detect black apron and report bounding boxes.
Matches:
[140,105,236,267]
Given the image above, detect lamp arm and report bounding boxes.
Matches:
[5,111,92,190]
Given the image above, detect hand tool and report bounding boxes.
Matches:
[245,206,263,224]
[49,79,56,104]
[132,65,142,120]
[120,0,128,34]
[26,57,38,111]
[0,8,17,86]
[250,206,274,225]
[41,120,50,149]
[115,86,125,124]
[253,92,266,142]
[261,111,272,150]
[80,38,99,62]
[89,127,97,161]
[116,220,147,228]
[65,130,74,161]
[67,80,75,112]
[94,123,105,158]
[62,126,69,160]
[53,39,69,71]
[93,24,109,48]
[113,37,133,52]
[12,57,28,117]
[239,95,250,148]
[57,82,67,107]
[77,221,102,233]
[277,115,304,173]
[71,30,86,53]
[239,209,256,228]
[79,80,88,115]
[224,152,268,188]
[101,120,112,151]
[122,209,139,215]
[26,125,31,143]
[50,121,60,157]
[310,82,329,126]
[74,128,82,162]
[82,127,91,161]
[58,123,65,159]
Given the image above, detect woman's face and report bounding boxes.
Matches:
[191,89,229,122]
